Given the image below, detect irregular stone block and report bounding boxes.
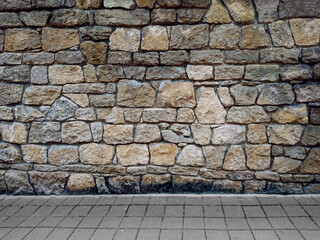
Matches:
[190,124,210,146]
[0,53,22,65]
[134,52,159,65]
[108,51,131,65]
[272,105,308,124]
[190,50,224,65]
[246,144,271,171]
[170,24,209,49]
[142,108,176,123]
[150,143,178,166]
[227,106,270,124]
[5,170,33,195]
[55,51,86,65]
[31,0,67,8]
[267,125,303,145]
[301,126,320,146]
[23,86,61,105]
[123,66,146,80]
[31,66,48,85]
[268,20,295,48]
[177,145,204,167]
[62,121,92,144]
[215,65,244,80]
[0,65,31,83]
[177,9,206,24]
[15,105,45,122]
[109,28,140,52]
[302,46,320,63]
[244,180,266,193]
[209,24,240,49]
[80,26,112,41]
[284,147,307,160]
[95,9,150,26]
[311,108,320,124]
[202,146,226,170]
[265,182,302,194]
[104,124,133,144]
[141,26,169,51]
[30,172,69,195]
[253,0,278,23]
[272,157,301,174]
[173,176,213,193]
[29,122,61,144]
[294,82,320,103]
[218,87,234,107]
[230,84,257,105]
[169,166,199,176]
[48,145,79,165]
[104,0,134,8]
[67,174,96,193]
[51,9,88,27]
[158,81,195,108]
[157,0,180,7]
[186,65,213,80]
[97,65,124,82]
[75,108,96,121]
[21,145,47,164]
[117,80,156,107]
[0,83,23,105]
[0,143,22,164]
[181,0,209,8]
[203,0,231,24]
[146,66,186,80]
[0,0,31,10]
[162,130,193,144]
[42,28,80,52]
[63,83,106,94]
[257,83,294,105]
[212,125,246,145]
[136,0,157,8]
[23,52,54,65]
[80,41,107,65]
[5,28,40,52]
[64,94,89,108]
[260,48,299,64]
[90,94,115,107]
[279,0,320,19]
[223,145,246,171]
[108,176,140,194]
[300,148,320,174]
[195,87,226,124]
[76,0,102,9]
[290,18,320,46]
[222,0,255,24]
[142,175,171,193]
[49,65,84,85]
[225,50,259,64]
[0,123,28,144]
[80,143,114,165]
[240,25,270,49]
[47,97,77,121]
[281,65,312,81]
[247,124,267,144]
[151,8,176,24]
[0,13,23,28]
[134,124,161,143]
[117,144,149,166]
[0,106,13,121]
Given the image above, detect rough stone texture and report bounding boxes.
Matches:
[230,84,257,105]
[300,148,320,174]
[30,172,69,195]
[260,48,299,64]
[272,105,308,124]
[202,146,226,170]
[23,86,61,105]
[227,106,270,124]
[223,145,246,171]
[210,24,241,49]
[177,145,204,167]
[177,9,206,24]
[295,83,320,103]
[267,125,303,145]
[170,24,209,49]
[212,125,246,145]
[5,29,40,52]
[0,143,22,164]
[80,143,114,165]
[21,145,47,164]
[117,144,149,166]
[76,0,101,9]
[103,0,135,9]
[257,83,294,105]
[104,125,133,144]
[49,65,84,85]
[80,41,107,64]
[61,121,92,144]
[29,122,61,144]
[247,124,267,144]
[290,18,320,46]
[186,65,213,80]
[222,0,255,23]
[49,145,79,165]
[301,126,320,146]
[67,174,96,193]
[0,123,28,144]
[42,28,80,52]
[51,9,88,27]
[95,9,150,26]
[5,170,33,195]
[141,26,169,51]
[204,0,231,24]
[272,157,301,174]
[0,83,23,106]
[240,25,271,49]
[269,20,295,48]
[195,87,226,124]
[109,28,141,52]
[150,143,178,166]
[246,144,271,170]
[134,124,161,143]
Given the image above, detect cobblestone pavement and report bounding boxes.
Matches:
[0,194,319,240]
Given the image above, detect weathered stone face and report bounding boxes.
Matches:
[301,126,320,146]
[104,125,133,144]
[0,143,22,164]
[157,81,196,108]
[272,105,308,124]
[267,125,303,145]
[5,170,33,195]
[30,172,69,195]
[117,144,149,166]
[0,122,28,144]
[49,65,84,85]
[290,19,320,46]
[5,29,40,51]
[177,145,204,167]
[272,157,301,174]
[257,83,294,105]
[109,28,141,52]
[80,41,107,64]
[268,20,295,48]
[42,28,80,52]
[80,143,114,165]
[204,0,231,24]
[223,145,246,171]
[67,174,96,193]
[212,125,246,145]
[246,144,271,171]
[61,121,92,144]
[247,124,267,144]
[49,145,79,165]
[23,86,61,105]
[240,25,270,49]
[300,148,320,174]
[202,146,226,170]
[21,145,47,164]
[227,106,270,124]
[295,83,320,103]
[141,26,169,51]
[95,9,150,26]
[210,24,241,49]
[222,0,255,24]
[134,124,161,143]
[0,83,23,106]
[29,122,61,144]
[150,143,178,166]
[195,87,226,124]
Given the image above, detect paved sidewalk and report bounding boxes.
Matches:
[0,194,319,240]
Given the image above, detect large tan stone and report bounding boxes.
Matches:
[0,123,27,144]
[117,80,156,107]
[5,29,40,51]
[223,145,246,171]
[49,145,79,165]
[195,87,226,124]
[141,26,169,51]
[104,125,133,144]
[272,105,308,124]
[21,145,47,164]
[300,148,320,174]
[67,174,95,192]
[191,124,211,145]
[80,143,114,165]
[268,20,294,48]
[0,83,23,106]
[290,19,320,46]
[210,24,241,49]
[117,144,149,166]
[97,107,125,124]
[246,144,271,171]
[177,145,205,167]
[227,106,270,124]
[204,0,231,24]
[272,157,301,174]
[64,94,89,108]
[49,65,84,85]
[157,81,196,108]
[61,121,92,144]
[136,0,156,8]
[186,65,213,80]
[202,146,226,170]
[23,86,61,105]
[301,126,320,146]
[29,172,69,195]
[222,0,255,23]
[134,124,161,143]
[42,28,80,52]
[150,143,178,166]
[76,0,101,9]
[212,125,246,145]
[267,125,303,145]
[80,41,107,64]
[109,28,140,52]
[240,25,270,49]
[177,108,195,123]
[247,124,267,144]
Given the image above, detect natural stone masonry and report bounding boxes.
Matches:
[0,0,319,195]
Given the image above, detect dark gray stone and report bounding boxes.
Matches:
[29,122,61,143]
[23,52,55,65]
[0,13,23,28]
[97,65,125,82]
[301,47,320,63]
[160,51,189,66]
[157,0,181,7]
[146,66,186,80]
[265,182,303,194]
[51,9,88,27]
[257,83,295,105]
[47,97,78,121]
[79,26,113,41]
[0,143,22,164]
[95,9,150,26]
[151,9,176,24]
[0,0,31,10]
[253,0,278,23]
[279,0,320,19]
[55,51,86,64]
[20,11,50,26]
[225,50,259,64]
[190,50,224,65]
[108,176,140,194]
[5,170,33,195]
[177,9,206,23]
[31,0,65,8]
[181,0,209,8]
[301,125,320,146]
[0,65,31,83]
[133,52,159,66]
[280,65,312,81]
[108,51,132,65]
[311,108,320,124]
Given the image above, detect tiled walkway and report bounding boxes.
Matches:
[0,195,319,240]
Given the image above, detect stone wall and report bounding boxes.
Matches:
[0,0,319,195]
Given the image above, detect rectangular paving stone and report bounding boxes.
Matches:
[145,205,165,216]
[247,218,272,230]
[114,229,138,240]
[2,228,31,240]
[120,217,142,228]
[276,230,304,240]
[149,197,167,205]
[114,196,133,205]
[224,206,245,217]
[202,196,221,205]
[184,217,205,229]
[204,205,224,217]
[91,229,116,240]
[23,227,53,240]
[183,229,206,240]
[204,218,227,230]
[268,217,296,229]
[78,196,100,206]
[257,196,280,205]
[252,230,279,240]
[96,196,116,205]
[294,196,318,205]
[132,196,150,205]
[166,196,185,205]
[44,197,66,206]
[300,230,320,240]
[126,205,147,216]
[51,206,74,217]
[98,216,123,228]
[18,216,45,227]
[276,197,299,206]
[303,206,320,217]
[0,217,27,228]
[58,217,83,228]
[290,217,319,230]
[185,196,203,205]
[226,218,250,230]
[88,206,110,217]
[263,206,287,217]
[46,228,73,240]
[206,230,229,240]
[159,229,182,240]
[0,206,22,216]
[0,228,12,239]
[141,217,162,229]
[107,205,128,217]
[165,205,184,217]
[78,216,103,228]
[68,228,95,240]
[161,217,183,229]
[38,216,64,228]
[14,206,39,216]
[62,197,83,206]
[28,197,50,206]
[283,206,308,217]
[137,229,160,240]
[32,206,56,216]
[69,206,92,217]
[243,206,266,217]
[229,230,254,240]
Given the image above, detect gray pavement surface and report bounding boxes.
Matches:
[0,194,319,240]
